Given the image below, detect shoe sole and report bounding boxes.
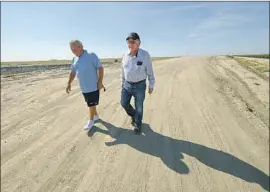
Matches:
[84,125,94,130]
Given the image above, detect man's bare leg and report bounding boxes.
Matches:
[89,106,96,120]
[94,107,100,121]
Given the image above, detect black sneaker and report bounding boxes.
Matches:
[134,124,141,134]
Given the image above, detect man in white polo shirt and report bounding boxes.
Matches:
[121,32,155,134]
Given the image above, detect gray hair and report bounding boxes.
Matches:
[69,40,83,47]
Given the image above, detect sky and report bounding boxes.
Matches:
[1,1,269,61]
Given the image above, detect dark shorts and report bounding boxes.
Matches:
[82,90,100,107]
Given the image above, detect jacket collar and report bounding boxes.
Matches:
[128,48,140,58]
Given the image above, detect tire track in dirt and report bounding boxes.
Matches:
[206,57,269,153]
[211,56,268,124]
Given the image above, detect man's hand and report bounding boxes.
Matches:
[148,88,154,94]
[97,67,104,90]
[98,81,103,90]
[66,71,75,94]
[66,84,71,94]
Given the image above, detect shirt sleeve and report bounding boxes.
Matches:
[145,52,155,89]
[121,54,125,85]
[92,53,102,69]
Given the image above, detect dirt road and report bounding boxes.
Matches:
[1,56,269,192]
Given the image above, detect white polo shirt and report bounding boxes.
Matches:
[121,48,155,89]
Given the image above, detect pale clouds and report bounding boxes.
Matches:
[187,3,267,39]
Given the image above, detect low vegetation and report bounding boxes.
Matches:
[231,54,269,59]
[1,57,176,67]
[0,58,115,67]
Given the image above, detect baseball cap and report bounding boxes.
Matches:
[126,32,140,41]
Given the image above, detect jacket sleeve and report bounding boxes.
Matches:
[145,52,155,89]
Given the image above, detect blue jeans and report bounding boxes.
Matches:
[121,80,146,127]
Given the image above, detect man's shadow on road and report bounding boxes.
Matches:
[88,120,269,191]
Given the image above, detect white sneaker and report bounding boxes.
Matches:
[83,120,94,130]
[94,115,100,121]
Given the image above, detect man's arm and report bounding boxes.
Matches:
[68,58,77,84]
[66,63,76,93]
[92,53,104,89]
[98,67,104,84]
[121,55,125,87]
[68,71,76,85]
[121,68,125,87]
[145,52,155,90]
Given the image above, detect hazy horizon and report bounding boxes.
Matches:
[2,53,270,63]
[1,2,269,62]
